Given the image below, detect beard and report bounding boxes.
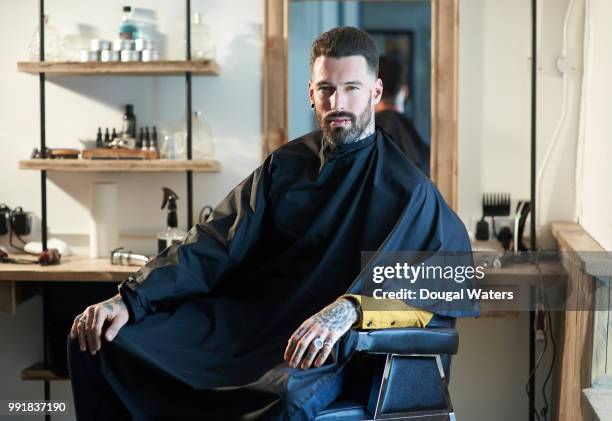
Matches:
[315,103,373,146]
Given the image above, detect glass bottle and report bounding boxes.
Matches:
[28,15,62,61]
[190,12,216,60]
[119,6,138,40]
[192,111,215,158]
[122,104,136,139]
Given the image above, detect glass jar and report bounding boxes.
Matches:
[28,15,63,61]
[190,12,216,60]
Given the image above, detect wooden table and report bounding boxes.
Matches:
[0,254,137,314]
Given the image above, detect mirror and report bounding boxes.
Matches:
[456,0,533,240]
[262,0,458,208]
[288,1,432,175]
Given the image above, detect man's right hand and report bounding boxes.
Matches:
[69,293,129,355]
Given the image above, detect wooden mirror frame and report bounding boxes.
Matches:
[262,0,459,209]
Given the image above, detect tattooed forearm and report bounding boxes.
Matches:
[312,299,359,330]
[103,296,126,313]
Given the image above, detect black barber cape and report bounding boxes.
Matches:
[376,110,430,177]
[103,127,478,420]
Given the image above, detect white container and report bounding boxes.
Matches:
[90,39,110,52]
[80,50,98,62]
[141,49,159,62]
[120,50,140,62]
[100,50,119,62]
[113,38,133,52]
[89,182,119,258]
[134,38,154,51]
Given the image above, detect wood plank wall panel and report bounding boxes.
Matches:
[262,0,288,158]
[552,221,609,421]
[430,0,459,210]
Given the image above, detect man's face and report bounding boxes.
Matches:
[309,55,383,144]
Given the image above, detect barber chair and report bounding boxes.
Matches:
[315,318,458,421]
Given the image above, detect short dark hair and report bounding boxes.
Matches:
[378,55,404,100]
[310,27,379,76]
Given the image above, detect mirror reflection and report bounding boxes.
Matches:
[289,0,431,175]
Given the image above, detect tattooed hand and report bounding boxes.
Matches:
[69,293,129,355]
[284,298,361,370]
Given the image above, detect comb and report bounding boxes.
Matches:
[482,193,511,217]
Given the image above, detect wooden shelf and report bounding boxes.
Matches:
[0,254,137,283]
[22,362,68,381]
[17,60,219,76]
[19,158,220,172]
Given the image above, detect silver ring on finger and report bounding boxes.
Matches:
[77,314,87,325]
[313,337,324,350]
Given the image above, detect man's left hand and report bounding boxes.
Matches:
[284,298,360,370]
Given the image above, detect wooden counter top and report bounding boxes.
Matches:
[0,254,137,283]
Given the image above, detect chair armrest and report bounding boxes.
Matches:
[354,328,458,355]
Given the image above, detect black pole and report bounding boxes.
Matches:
[186,0,193,228]
[530,1,537,252]
[528,1,537,420]
[39,0,47,251]
[39,1,50,418]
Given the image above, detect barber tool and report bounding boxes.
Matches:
[0,204,10,235]
[475,192,511,241]
[496,226,512,251]
[157,187,186,253]
[0,248,61,265]
[110,247,148,266]
[0,205,33,252]
[48,148,80,159]
[11,207,31,236]
[513,201,531,253]
[475,216,490,241]
[39,248,62,265]
[30,148,79,159]
[483,192,511,218]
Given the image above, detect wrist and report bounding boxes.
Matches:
[338,297,362,327]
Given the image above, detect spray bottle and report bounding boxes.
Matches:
[157,187,186,253]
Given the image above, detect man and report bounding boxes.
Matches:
[68,27,478,420]
[375,55,430,176]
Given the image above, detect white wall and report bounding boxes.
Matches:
[536,0,584,248]
[456,1,584,420]
[458,0,584,250]
[576,0,612,250]
[458,0,532,236]
[0,1,262,419]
